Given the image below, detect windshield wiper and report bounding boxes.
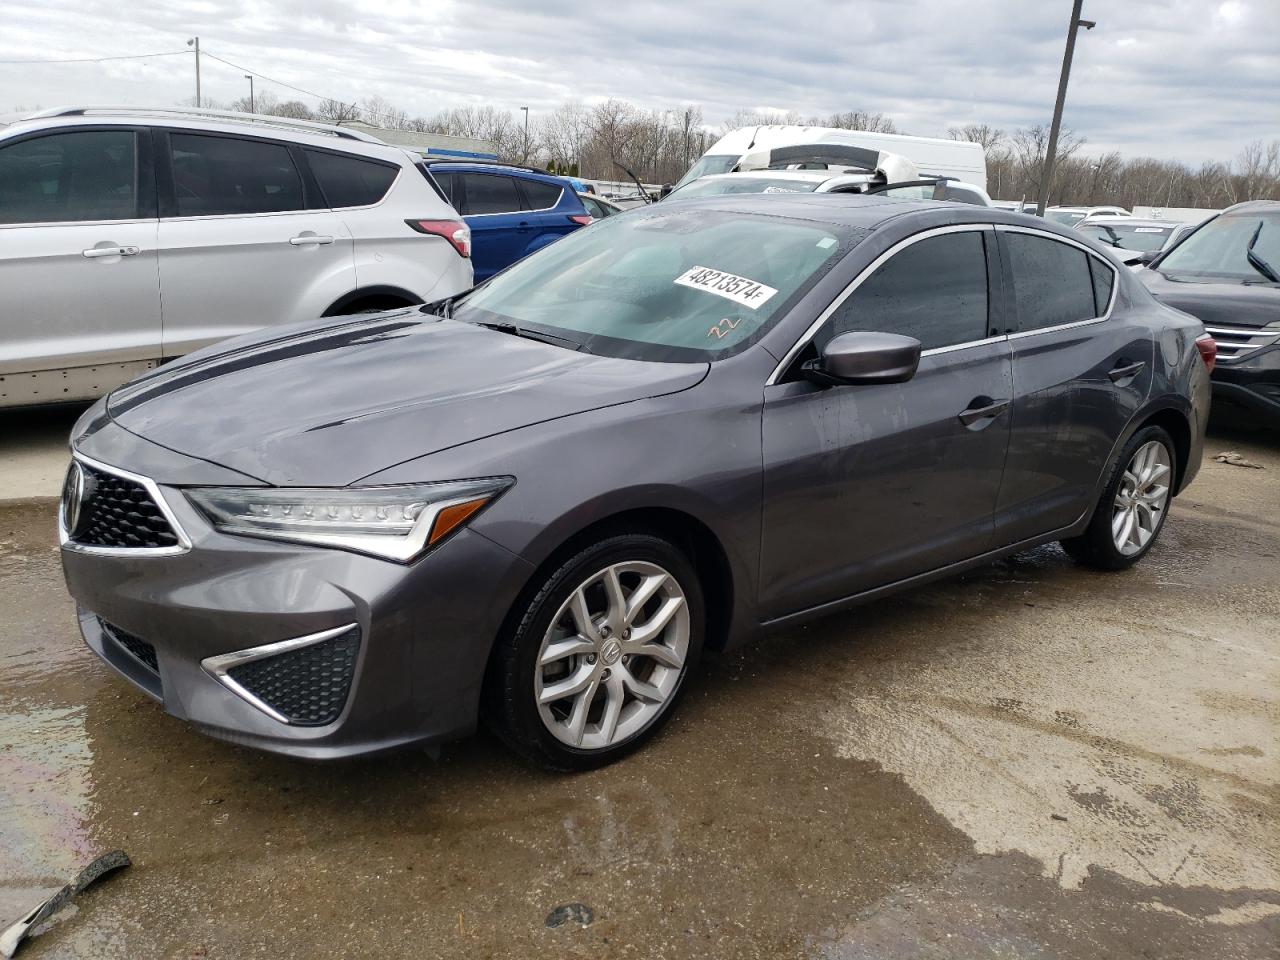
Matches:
[422,295,459,318]
[1246,222,1280,283]
[472,320,585,351]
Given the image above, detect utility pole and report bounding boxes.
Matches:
[1037,1,1095,215]
[187,37,201,108]
[244,74,254,113]
[520,106,530,162]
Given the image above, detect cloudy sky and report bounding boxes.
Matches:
[1,0,1275,164]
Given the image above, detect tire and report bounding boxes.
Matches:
[1060,425,1177,571]
[486,533,705,771]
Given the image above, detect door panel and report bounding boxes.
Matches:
[760,341,1014,618]
[156,131,355,355]
[994,228,1153,542]
[0,127,161,379]
[459,173,526,281]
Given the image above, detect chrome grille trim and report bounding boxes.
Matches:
[1204,325,1280,362]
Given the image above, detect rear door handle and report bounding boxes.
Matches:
[1108,360,1146,382]
[958,397,1010,428]
[82,245,140,258]
[289,234,335,245]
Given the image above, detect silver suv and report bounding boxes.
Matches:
[0,107,473,409]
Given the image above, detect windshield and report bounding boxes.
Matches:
[671,154,738,189]
[669,176,821,199]
[1156,213,1280,283]
[1079,223,1176,253]
[1045,210,1086,226]
[454,208,851,362]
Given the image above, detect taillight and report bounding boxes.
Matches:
[1195,332,1216,373]
[568,214,593,226]
[405,219,471,258]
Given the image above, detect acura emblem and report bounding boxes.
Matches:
[62,461,85,538]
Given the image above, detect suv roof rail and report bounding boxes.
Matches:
[424,159,552,175]
[23,106,386,144]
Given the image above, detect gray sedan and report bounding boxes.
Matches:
[60,194,1211,770]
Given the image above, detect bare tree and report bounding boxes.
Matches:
[825,110,899,134]
[947,123,1005,153]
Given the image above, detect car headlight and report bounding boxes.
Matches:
[185,479,513,562]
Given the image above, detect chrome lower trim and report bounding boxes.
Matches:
[200,624,360,725]
[59,451,192,557]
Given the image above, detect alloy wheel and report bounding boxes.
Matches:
[1112,439,1172,556]
[534,561,690,750]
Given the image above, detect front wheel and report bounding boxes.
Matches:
[1060,426,1176,570]
[487,534,704,771]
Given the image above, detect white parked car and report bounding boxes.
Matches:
[0,106,473,409]
[672,125,988,193]
[667,167,992,206]
[1075,215,1189,266]
[1043,205,1130,227]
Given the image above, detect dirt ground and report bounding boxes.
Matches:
[1,410,1276,959]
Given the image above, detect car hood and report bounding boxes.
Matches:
[1139,269,1280,329]
[107,312,708,486]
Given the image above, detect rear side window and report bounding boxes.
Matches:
[521,178,563,209]
[0,129,138,224]
[306,150,397,207]
[1005,232,1100,331]
[460,174,521,215]
[169,133,304,217]
[821,231,990,352]
[1089,257,1115,316]
[428,170,455,205]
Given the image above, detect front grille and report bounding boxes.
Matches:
[225,628,360,726]
[100,619,159,674]
[1205,325,1280,363]
[73,464,179,549]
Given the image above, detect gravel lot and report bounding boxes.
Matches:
[1,407,1276,959]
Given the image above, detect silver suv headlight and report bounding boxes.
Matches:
[186,479,513,562]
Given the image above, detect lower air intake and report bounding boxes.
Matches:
[224,627,360,726]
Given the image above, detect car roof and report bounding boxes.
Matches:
[0,109,411,162]
[1221,199,1280,216]
[657,191,1055,232]
[425,161,569,182]
[1079,216,1179,227]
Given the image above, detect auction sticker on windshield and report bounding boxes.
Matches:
[674,266,779,310]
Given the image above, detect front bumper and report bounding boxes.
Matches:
[61,429,533,760]
[1211,344,1280,427]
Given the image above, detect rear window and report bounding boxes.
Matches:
[170,133,304,216]
[672,177,820,199]
[306,150,397,207]
[1079,222,1175,253]
[521,178,563,209]
[455,207,851,362]
[1005,232,1104,331]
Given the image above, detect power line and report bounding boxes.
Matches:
[199,50,357,115]
[0,50,189,65]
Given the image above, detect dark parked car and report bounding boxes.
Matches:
[579,193,623,219]
[60,195,1211,770]
[1138,200,1280,426]
[422,161,592,282]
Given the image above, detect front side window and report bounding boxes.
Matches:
[819,231,990,352]
[1005,232,1104,331]
[460,174,522,215]
[169,134,304,217]
[455,207,850,362]
[0,129,138,224]
[306,150,397,208]
[520,179,563,209]
[1156,213,1280,284]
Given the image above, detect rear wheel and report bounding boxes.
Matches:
[487,534,704,771]
[1060,426,1175,570]
[322,294,413,316]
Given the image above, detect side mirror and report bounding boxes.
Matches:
[658,184,673,199]
[1138,250,1161,265]
[802,332,921,387]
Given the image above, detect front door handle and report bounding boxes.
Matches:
[82,245,140,258]
[958,396,1010,428]
[289,234,335,245]
[1108,360,1146,383]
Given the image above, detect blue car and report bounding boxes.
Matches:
[422,162,593,282]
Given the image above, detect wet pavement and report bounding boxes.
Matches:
[1,421,1277,959]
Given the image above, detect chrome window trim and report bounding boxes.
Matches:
[200,624,360,725]
[766,224,995,386]
[994,224,1120,334]
[59,451,192,557]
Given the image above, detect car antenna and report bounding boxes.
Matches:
[612,159,654,204]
